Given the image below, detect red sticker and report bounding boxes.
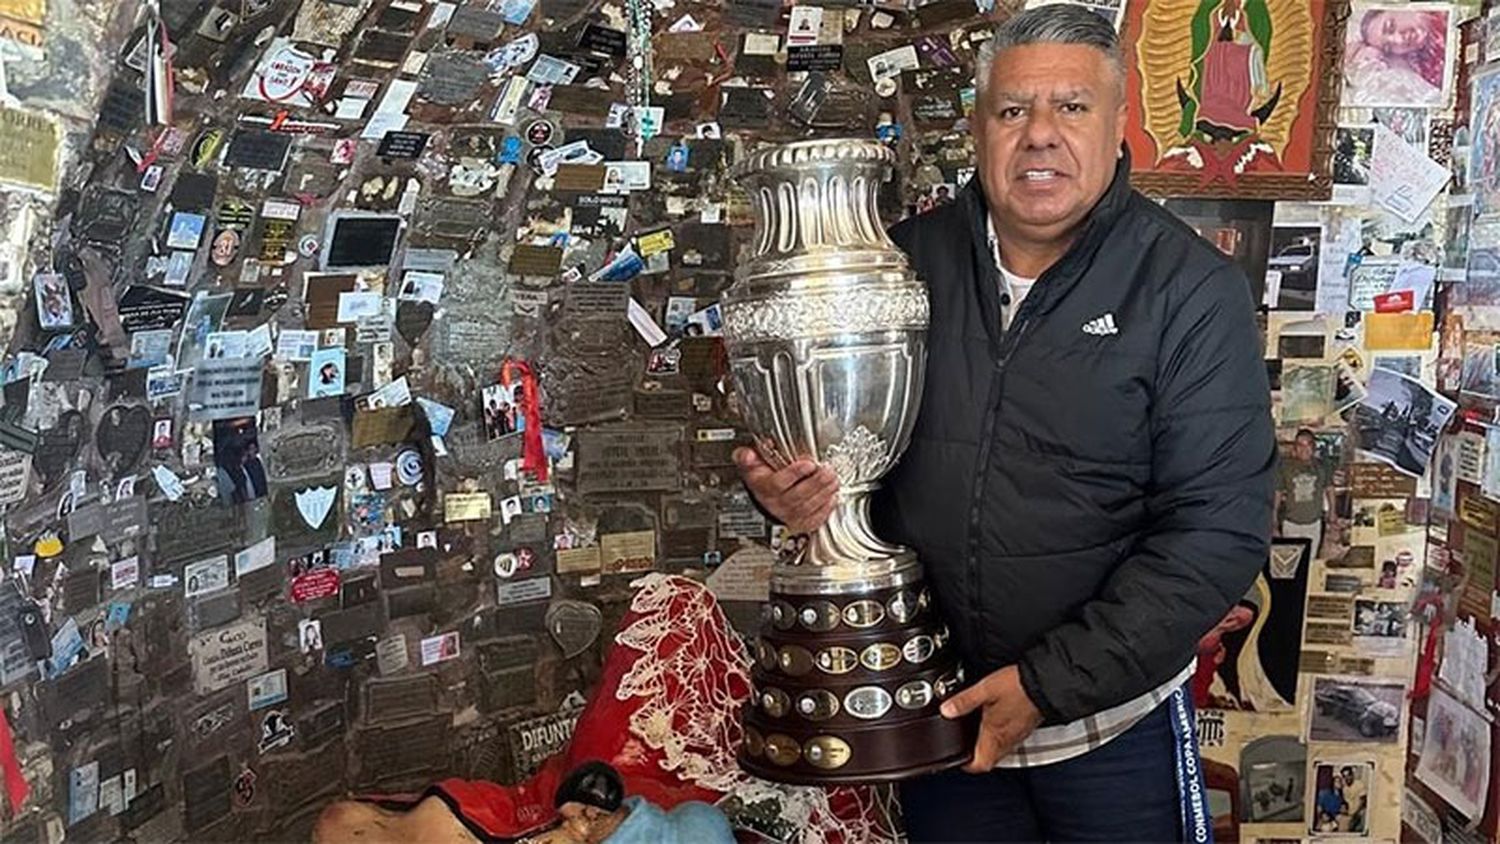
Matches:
[290,568,340,603]
[1373,290,1414,313]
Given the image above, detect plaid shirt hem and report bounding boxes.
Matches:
[996,660,1196,769]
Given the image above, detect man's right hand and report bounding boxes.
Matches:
[733,447,839,534]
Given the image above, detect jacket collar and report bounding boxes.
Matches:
[961,148,1135,349]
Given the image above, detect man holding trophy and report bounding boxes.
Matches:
[734,5,1274,841]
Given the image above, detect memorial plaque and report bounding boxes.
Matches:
[565,283,628,316]
[387,583,437,618]
[118,286,192,332]
[376,130,429,159]
[547,365,634,425]
[417,52,490,105]
[319,600,384,644]
[300,701,346,748]
[416,198,491,242]
[575,425,682,494]
[354,717,449,785]
[95,404,151,473]
[353,28,412,66]
[224,128,292,172]
[188,618,268,695]
[188,357,264,421]
[183,756,232,832]
[446,5,505,41]
[509,244,564,276]
[169,168,218,209]
[154,503,240,565]
[34,410,84,486]
[788,45,844,72]
[190,589,243,632]
[264,423,345,483]
[67,495,147,544]
[363,674,440,723]
[506,705,583,779]
[379,548,436,586]
[474,637,538,712]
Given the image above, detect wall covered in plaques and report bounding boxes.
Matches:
[0,0,1494,841]
[0,0,996,839]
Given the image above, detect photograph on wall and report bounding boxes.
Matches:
[1342,3,1453,108]
[482,381,525,440]
[1121,0,1344,197]
[1413,685,1492,820]
[1350,597,1408,655]
[1353,367,1458,476]
[1308,676,1403,743]
[212,417,267,506]
[308,347,346,399]
[1193,537,1309,711]
[1239,735,1306,823]
[1308,759,1374,836]
[32,272,73,331]
[1266,226,1321,310]
[1331,126,1375,194]
[1470,64,1500,216]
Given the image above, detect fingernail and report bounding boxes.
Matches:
[940,703,955,718]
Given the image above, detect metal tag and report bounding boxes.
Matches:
[755,638,778,671]
[777,644,815,677]
[887,590,918,623]
[764,733,802,767]
[816,646,859,675]
[860,642,902,672]
[842,599,885,628]
[796,689,840,721]
[769,600,795,630]
[759,686,790,718]
[743,726,765,757]
[896,680,935,710]
[902,634,936,665]
[799,600,841,632]
[844,686,893,720]
[803,735,852,770]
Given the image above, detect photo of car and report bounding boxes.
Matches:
[1311,679,1401,742]
[1267,242,1316,275]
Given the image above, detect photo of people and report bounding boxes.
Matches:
[1354,367,1457,477]
[1309,760,1372,835]
[1331,126,1374,186]
[1275,429,1333,555]
[481,382,524,440]
[1414,687,1492,820]
[212,416,268,505]
[33,272,74,331]
[1342,4,1452,108]
[308,347,347,399]
[1239,736,1305,823]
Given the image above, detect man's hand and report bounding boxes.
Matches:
[733,447,839,534]
[940,665,1045,773]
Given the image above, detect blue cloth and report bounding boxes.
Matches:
[606,796,734,844]
[900,697,1202,842]
[1315,787,1344,821]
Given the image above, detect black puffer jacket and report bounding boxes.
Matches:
[872,158,1276,725]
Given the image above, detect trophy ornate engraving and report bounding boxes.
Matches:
[722,139,975,784]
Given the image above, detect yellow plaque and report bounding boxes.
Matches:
[803,735,852,770]
[764,733,801,767]
[0,106,58,192]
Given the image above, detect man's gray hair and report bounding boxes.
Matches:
[974,4,1125,94]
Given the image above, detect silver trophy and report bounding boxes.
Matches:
[723,139,973,784]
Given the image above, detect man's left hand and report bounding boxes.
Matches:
[940,665,1045,773]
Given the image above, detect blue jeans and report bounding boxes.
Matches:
[899,696,1204,843]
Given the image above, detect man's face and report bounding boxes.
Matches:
[1294,435,1315,462]
[974,43,1126,247]
[1368,11,1426,56]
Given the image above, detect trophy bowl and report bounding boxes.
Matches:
[722,139,976,784]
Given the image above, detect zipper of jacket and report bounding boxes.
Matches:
[962,302,1035,659]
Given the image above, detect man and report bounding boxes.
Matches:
[1276,428,1332,554]
[1338,765,1367,832]
[734,6,1274,840]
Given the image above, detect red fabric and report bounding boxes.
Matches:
[0,706,29,817]
[363,578,884,841]
[500,359,548,483]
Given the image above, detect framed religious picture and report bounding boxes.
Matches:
[1122,0,1351,198]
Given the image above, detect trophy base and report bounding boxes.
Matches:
[738,576,978,785]
[740,707,977,785]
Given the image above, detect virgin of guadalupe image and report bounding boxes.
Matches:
[1135,0,1314,180]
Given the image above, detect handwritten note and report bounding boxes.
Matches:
[1368,124,1451,223]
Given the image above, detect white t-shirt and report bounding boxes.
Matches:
[987,216,1036,329]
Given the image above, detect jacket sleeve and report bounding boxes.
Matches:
[1015,264,1276,724]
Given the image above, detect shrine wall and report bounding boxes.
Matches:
[0,0,1493,842]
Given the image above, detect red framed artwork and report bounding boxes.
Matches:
[1122,0,1351,199]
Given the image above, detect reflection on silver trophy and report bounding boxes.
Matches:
[722,138,974,784]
